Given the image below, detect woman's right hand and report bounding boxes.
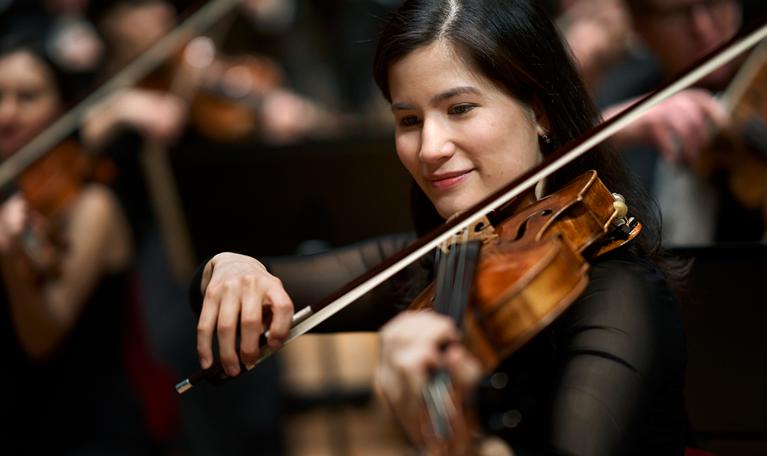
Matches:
[196,252,294,377]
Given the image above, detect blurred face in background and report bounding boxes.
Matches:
[100,1,176,67]
[631,0,742,89]
[0,51,62,157]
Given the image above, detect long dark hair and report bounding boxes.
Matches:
[373,0,665,264]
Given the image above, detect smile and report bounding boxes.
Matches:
[428,170,472,190]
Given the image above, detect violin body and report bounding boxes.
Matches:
[17,140,89,219]
[14,139,115,278]
[410,171,641,371]
[142,40,284,143]
[191,54,283,142]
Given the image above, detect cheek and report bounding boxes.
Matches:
[22,100,58,131]
[473,121,538,173]
[395,133,420,173]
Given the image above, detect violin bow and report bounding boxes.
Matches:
[176,17,767,394]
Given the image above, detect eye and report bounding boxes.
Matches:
[18,90,41,103]
[399,115,421,127]
[448,103,476,115]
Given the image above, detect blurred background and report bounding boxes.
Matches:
[0,0,765,455]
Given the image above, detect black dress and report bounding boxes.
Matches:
[189,233,687,455]
[1,272,175,455]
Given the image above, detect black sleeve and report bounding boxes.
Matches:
[476,252,687,455]
[189,232,421,331]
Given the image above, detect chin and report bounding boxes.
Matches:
[435,201,472,221]
[433,202,456,220]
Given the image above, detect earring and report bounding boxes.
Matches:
[540,133,551,144]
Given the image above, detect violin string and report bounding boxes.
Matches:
[446,241,456,319]
[454,239,465,322]
[426,229,477,443]
[426,240,454,442]
[451,231,469,324]
[434,240,448,315]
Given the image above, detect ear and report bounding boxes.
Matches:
[532,98,551,137]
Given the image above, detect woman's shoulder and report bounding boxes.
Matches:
[548,247,686,389]
[571,247,682,330]
[586,247,673,304]
[560,247,685,367]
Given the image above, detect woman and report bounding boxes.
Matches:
[0,23,177,454]
[192,0,688,453]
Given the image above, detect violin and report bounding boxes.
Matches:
[406,170,641,453]
[9,138,116,278]
[193,52,285,142]
[410,171,640,371]
[141,36,284,143]
[695,40,767,229]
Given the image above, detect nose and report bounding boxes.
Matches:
[418,117,455,165]
[0,96,19,124]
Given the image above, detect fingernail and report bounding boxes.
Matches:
[201,357,211,369]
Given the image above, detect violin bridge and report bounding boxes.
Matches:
[440,216,498,253]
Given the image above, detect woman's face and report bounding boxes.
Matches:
[102,1,176,66]
[388,42,543,219]
[0,51,62,157]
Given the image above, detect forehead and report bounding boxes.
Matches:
[388,42,487,96]
[0,51,54,85]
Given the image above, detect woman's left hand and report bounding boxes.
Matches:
[375,310,483,449]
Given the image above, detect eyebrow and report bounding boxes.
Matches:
[391,86,481,111]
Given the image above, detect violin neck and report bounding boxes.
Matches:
[433,239,482,324]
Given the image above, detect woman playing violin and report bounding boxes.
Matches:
[192,0,687,454]
[0,22,176,453]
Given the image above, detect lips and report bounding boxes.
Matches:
[427,170,472,190]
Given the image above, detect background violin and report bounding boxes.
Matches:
[695,40,767,235]
[5,137,117,278]
[140,35,284,144]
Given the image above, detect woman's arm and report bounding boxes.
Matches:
[1,185,132,360]
[549,256,684,453]
[192,232,418,376]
